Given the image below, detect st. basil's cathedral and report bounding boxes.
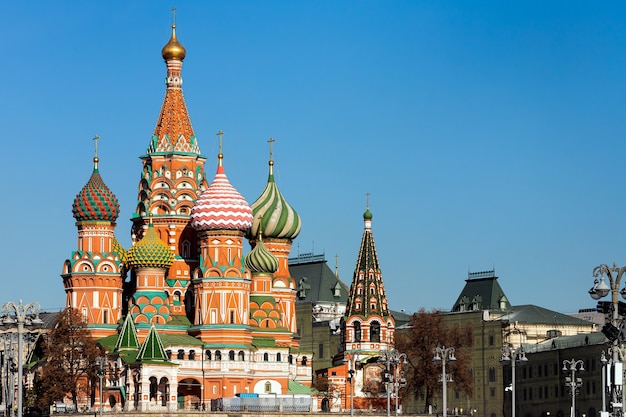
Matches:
[60,20,395,413]
[62,22,310,411]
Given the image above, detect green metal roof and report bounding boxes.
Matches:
[288,380,316,395]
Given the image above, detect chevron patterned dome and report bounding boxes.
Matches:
[249,161,301,240]
[244,232,278,274]
[72,158,120,222]
[191,162,253,232]
[127,222,174,269]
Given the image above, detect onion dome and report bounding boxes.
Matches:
[249,159,301,239]
[162,24,186,61]
[72,157,120,222]
[191,153,253,232]
[112,236,127,264]
[245,229,278,274]
[127,221,174,269]
[364,208,373,220]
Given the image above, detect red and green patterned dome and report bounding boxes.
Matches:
[72,157,120,222]
[127,222,174,269]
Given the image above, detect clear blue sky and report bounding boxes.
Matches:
[3,1,626,314]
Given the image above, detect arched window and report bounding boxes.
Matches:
[489,367,496,382]
[354,321,362,342]
[302,356,308,366]
[229,350,235,361]
[277,353,282,362]
[215,351,222,361]
[166,350,172,360]
[177,349,185,360]
[288,354,293,364]
[370,321,381,343]
[263,353,269,362]
[189,350,195,360]
[238,351,245,361]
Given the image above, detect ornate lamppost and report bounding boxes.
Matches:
[590,263,626,417]
[378,349,408,417]
[346,352,360,417]
[1,301,42,417]
[95,357,107,417]
[433,346,456,417]
[562,359,584,417]
[500,345,528,417]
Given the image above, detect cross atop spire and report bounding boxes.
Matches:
[365,192,371,209]
[217,130,224,155]
[93,135,100,158]
[268,137,275,162]
[171,7,177,26]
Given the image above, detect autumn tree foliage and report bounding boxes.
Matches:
[395,308,473,413]
[36,308,102,409]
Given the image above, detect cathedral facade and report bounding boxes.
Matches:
[61,22,310,411]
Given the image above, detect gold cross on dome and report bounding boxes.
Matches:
[92,135,100,157]
[216,130,224,154]
[268,137,275,161]
[171,7,177,26]
[365,192,371,209]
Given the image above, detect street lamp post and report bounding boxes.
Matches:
[433,346,456,417]
[590,263,626,417]
[562,359,584,417]
[602,351,609,413]
[95,357,107,417]
[500,345,528,417]
[346,353,360,417]
[1,301,42,417]
[378,349,408,417]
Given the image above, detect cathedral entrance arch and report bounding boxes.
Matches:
[178,378,202,410]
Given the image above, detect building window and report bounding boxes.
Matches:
[490,388,495,397]
[103,310,109,324]
[288,354,293,364]
[215,351,222,361]
[206,350,212,361]
[370,321,380,343]
[177,350,185,360]
[488,335,494,346]
[263,353,269,362]
[354,322,362,342]
[166,350,171,359]
[230,310,235,324]
[302,356,308,366]
[489,367,496,382]
[277,352,281,362]
[318,344,324,359]
[265,382,271,393]
[189,350,195,360]
[229,350,235,361]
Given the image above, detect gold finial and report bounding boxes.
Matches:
[365,192,371,209]
[92,135,100,169]
[161,8,186,61]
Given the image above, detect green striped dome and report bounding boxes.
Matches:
[244,234,278,274]
[127,223,173,269]
[249,162,301,240]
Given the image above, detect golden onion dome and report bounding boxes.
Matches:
[162,24,186,61]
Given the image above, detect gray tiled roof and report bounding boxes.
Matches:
[290,256,349,304]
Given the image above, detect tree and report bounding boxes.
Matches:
[395,308,473,413]
[36,308,102,409]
